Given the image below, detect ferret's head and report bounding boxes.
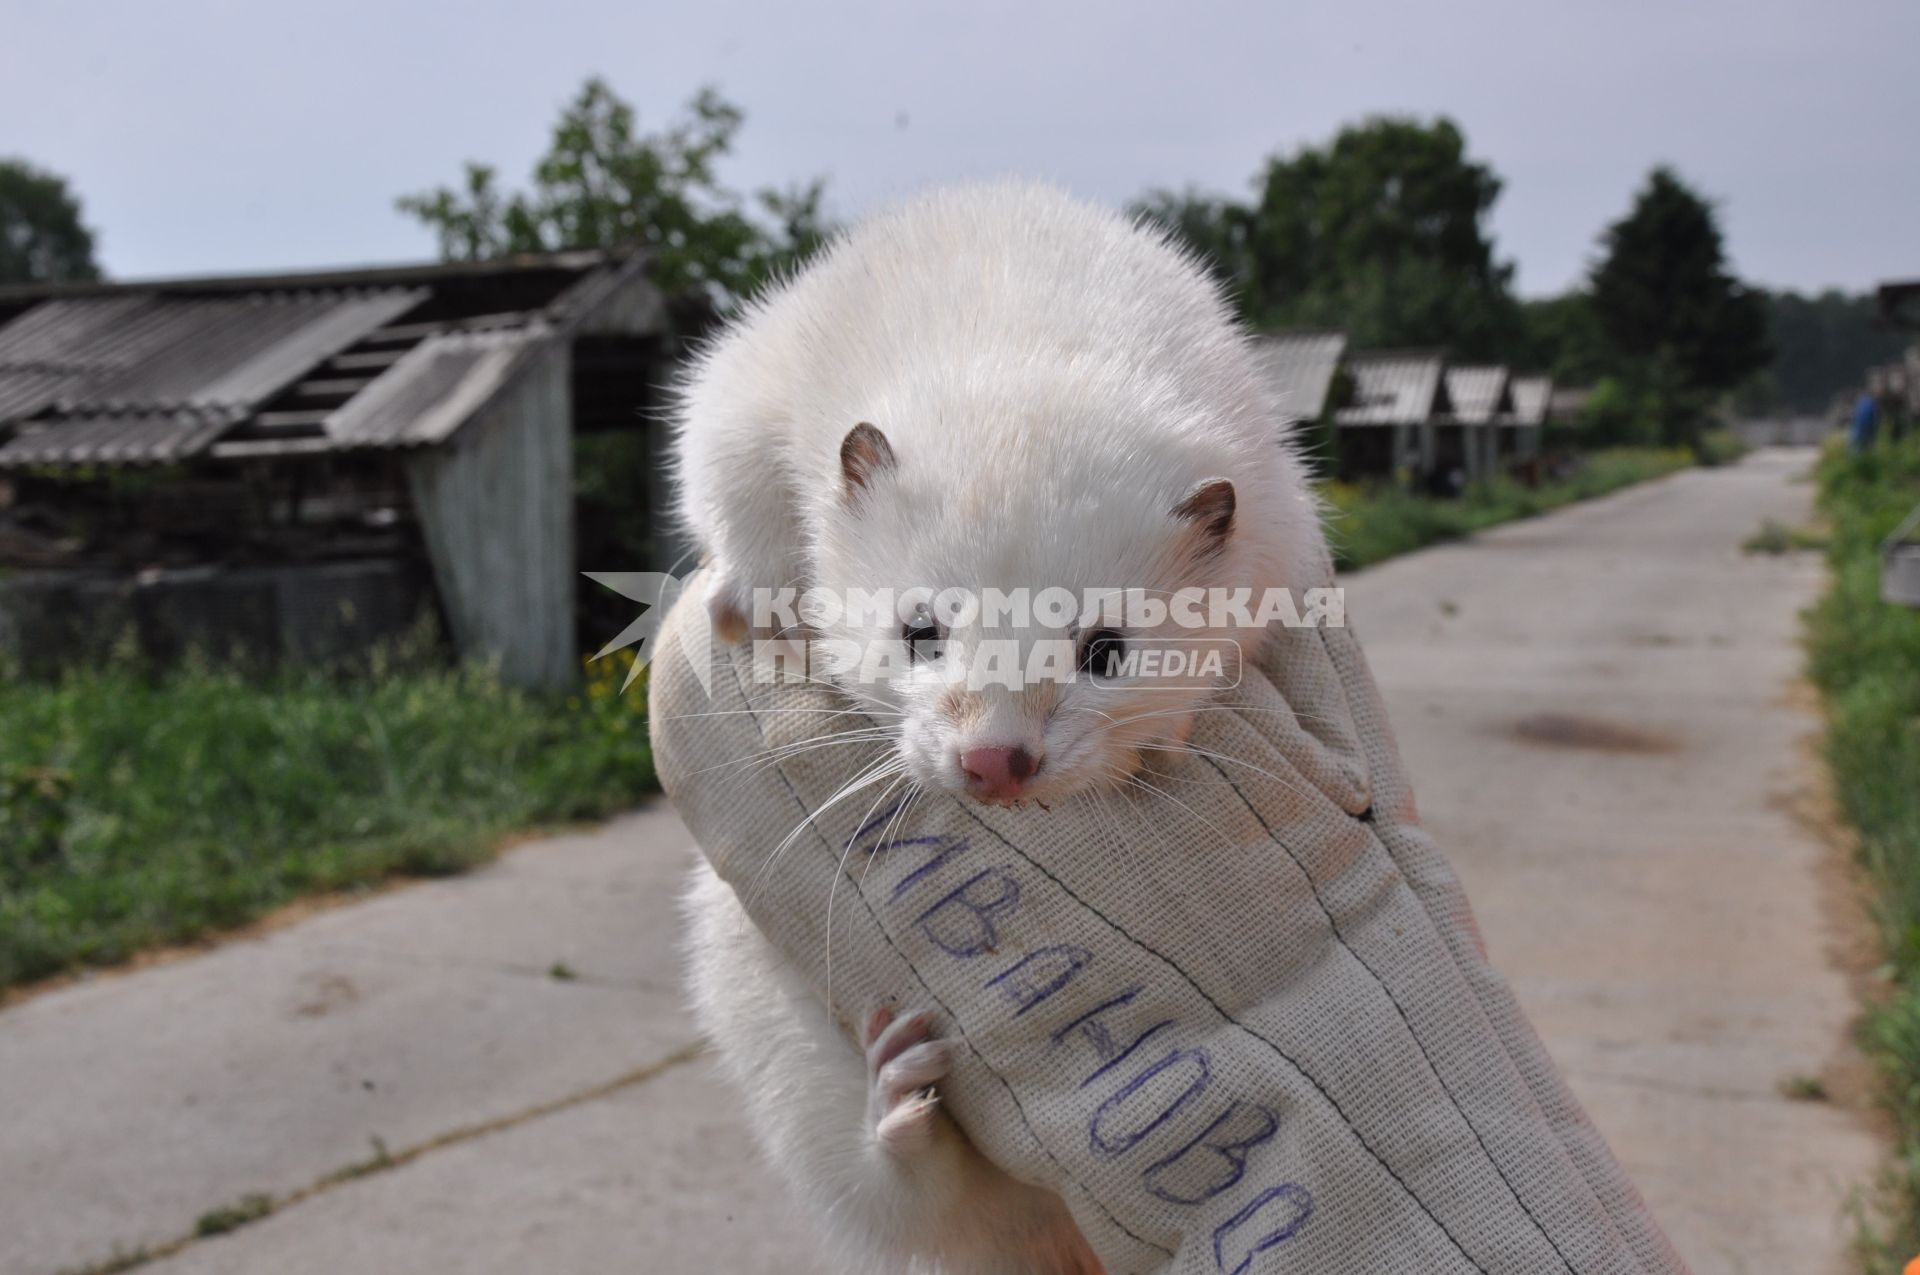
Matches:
[806,393,1300,808]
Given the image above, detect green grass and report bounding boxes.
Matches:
[1802,435,1920,1272]
[0,648,655,990]
[1744,517,1830,556]
[1321,446,1698,572]
[194,1193,273,1238]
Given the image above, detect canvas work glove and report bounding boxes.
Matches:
[648,582,1687,1275]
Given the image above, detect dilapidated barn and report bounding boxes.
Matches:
[0,249,675,687]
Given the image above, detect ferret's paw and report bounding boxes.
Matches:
[702,564,755,645]
[701,560,805,647]
[862,1005,954,1156]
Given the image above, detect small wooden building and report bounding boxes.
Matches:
[1332,349,1453,482]
[1547,385,1592,426]
[1443,365,1515,483]
[0,250,674,687]
[1250,329,1348,423]
[1503,375,1554,461]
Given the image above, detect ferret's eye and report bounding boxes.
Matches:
[1079,629,1127,680]
[902,618,944,663]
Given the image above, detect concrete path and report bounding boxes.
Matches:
[1342,448,1882,1274]
[0,448,1880,1275]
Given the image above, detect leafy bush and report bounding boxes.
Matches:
[0,650,656,988]
[1803,436,1920,1271]
[1695,428,1748,468]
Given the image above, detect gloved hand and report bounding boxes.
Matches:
[649,581,1687,1275]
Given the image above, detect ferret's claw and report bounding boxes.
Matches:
[862,1006,953,1155]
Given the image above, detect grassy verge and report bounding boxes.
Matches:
[1321,445,1699,572]
[1803,436,1920,1271]
[0,649,655,990]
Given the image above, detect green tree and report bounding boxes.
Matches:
[1516,293,1611,385]
[1745,288,1907,415]
[0,159,101,284]
[1139,119,1519,357]
[398,79,830,309]
[1245,118,1519,357]
[1588,166,1770,444]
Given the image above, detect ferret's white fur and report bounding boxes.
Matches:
[675,182,1326,1273]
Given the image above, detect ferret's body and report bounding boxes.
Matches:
[675,183,1325,1273]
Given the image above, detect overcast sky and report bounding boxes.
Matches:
[6,0,1915,297]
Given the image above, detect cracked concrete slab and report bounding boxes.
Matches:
[0,806,716,1275]
[140,1057,824,1275]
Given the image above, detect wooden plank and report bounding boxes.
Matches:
[252,409,333,430]
[210,437,341,458]
[362,312,529,344]
[403,346,574,688]
[291,377,373,398]
[326,349,407,372]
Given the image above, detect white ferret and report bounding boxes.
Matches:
[676,182,1326,1274]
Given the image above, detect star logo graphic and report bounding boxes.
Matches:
[583,569,713,695]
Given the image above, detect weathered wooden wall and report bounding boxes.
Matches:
[405,345,575,689]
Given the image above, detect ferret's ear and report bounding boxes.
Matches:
[1172,478,1236,555]
[839,422,897,506]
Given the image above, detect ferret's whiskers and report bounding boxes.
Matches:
[1134,740,1317,804]
[826,773,907,1014]
[651,705,905,725]
[856,780,921,898]
[1117,769,1253,857]
[681,727,897,782]
[744,753,906,913]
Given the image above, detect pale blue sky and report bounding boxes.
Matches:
[5,0,1915,296]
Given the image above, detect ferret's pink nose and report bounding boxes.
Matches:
[960,746,1041,803]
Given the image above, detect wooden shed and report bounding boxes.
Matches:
[1250,329,1348,423]
[1332,349,1454,482]
[1443,365,1515,483]
[1503,375,1554,461]
[1547,386,1592,426]
[0,250,674,687]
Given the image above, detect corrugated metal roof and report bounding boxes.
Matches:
[1547,387,1592,421]
[1335,351,1450,426]
[0,290,424,422]
[324,328,546,448]
[1507,375,1553,426]
[1251,330,1346,421]
[0,248,665,469]
[0,407,245,467]
[1443,365,1511,425]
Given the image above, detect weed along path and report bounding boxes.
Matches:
[0,449,1880,1275]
